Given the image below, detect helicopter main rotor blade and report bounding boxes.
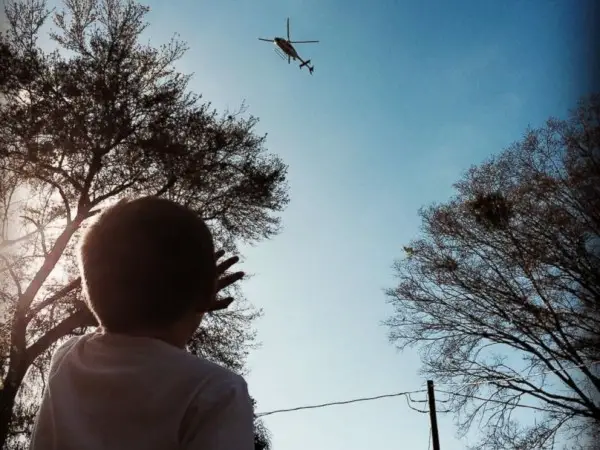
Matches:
[289,40,319,44]
[287,17,290,41]
[258,38,274,42]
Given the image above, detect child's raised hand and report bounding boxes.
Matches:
[208,250,245,312]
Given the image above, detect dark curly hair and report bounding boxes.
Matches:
[78,196,216,333]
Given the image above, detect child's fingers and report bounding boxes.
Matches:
[208,296,234,312]
[216,271,245,292]
[216,256,240,275]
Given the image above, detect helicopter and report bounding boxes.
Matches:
[258,18,319,75]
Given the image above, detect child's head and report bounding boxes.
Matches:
[78,197,216,340]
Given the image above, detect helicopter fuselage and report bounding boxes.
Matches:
[274,38,300,60]
[258,19,317,74]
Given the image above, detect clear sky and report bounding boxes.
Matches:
[41,0,597,448]
[136,1,596,449]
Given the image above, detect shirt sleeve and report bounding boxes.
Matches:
[30,336,81,449]
[48,336,80,377]
[181,376,255,450]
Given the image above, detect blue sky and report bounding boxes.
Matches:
[135,1,594,449]
[37,0,595,448]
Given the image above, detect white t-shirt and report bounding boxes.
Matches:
[30,332,255,450]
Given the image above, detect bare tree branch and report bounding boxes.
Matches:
[386,93,600,449]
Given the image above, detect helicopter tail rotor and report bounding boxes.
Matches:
[299,59,314,74]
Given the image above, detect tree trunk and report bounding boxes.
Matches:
[0,364,27,450]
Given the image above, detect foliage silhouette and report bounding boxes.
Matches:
[386,94,600,449]
[0,0,287,448]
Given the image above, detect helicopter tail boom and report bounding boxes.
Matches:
[299,59,314,74]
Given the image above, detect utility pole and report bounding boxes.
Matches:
[427,380,441,450]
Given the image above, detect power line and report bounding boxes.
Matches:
[255,361,600,418]
[431,360,600,389]
[256,389,426,418]
[436,389,559,412]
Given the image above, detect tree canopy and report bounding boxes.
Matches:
[386,93,600,449]
[0,0,287,448]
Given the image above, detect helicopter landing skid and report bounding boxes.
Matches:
[274,48,287,61]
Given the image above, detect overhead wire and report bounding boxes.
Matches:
[435,389,558,412]
[430,360,600,389]
[255,360,600,418]
[404,393,430,414]
[256,389,427,418]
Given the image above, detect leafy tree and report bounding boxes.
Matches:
[0,0,287,448]
[386,94,600,449]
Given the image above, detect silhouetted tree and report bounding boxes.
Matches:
[251,399,271,450]
[386,94,600,450]
[0,0,287,448]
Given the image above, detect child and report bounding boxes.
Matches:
[30,197,254,450]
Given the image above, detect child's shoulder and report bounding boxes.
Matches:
[176,348,246,388]
[50,332,245,391]
[48,335,83,374]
